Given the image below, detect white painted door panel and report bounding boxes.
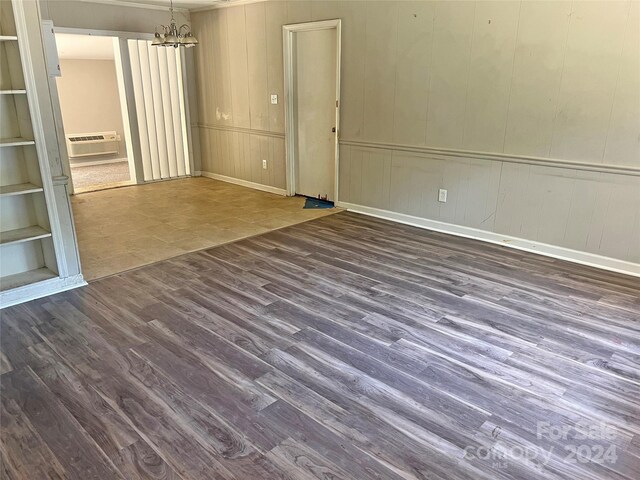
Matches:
[295,29,336,200]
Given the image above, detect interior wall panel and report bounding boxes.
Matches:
[603,1,640,166]
[425,0,476,149]
[212,9,233,126]
[392,1,435,146]
[245,2,270,132]
[226,6,251,129]
[462,0,520,152]
[265,1,287,133]
[549,1,630,162]
[310,0,340,21]
[503,0,572,157]
[191,0,640,264]
[192,0,640,167]
[362,1,398,143]
[287,0,311,24]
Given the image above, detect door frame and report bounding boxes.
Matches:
[48,27,195,190]
[283,19,341,200]
[49,27,152,192]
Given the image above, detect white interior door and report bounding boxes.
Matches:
[127,39,190,182]
[294,28,337,200]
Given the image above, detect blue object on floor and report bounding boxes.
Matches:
[303,197,334,209]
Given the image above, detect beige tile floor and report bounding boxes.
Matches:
[71,177,339,281]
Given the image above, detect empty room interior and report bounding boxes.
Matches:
[0,0,638,478]
[55,33,133,193]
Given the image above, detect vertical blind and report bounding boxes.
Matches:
[128,40,190,181]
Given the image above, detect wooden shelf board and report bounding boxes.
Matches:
[0,226,51,246]
[0,267,57,292]
[0,90,26,94]
[0,35,18,41]
[0,182,43,197]
[0,137,35,147]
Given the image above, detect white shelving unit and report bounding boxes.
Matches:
[0,0,85,306]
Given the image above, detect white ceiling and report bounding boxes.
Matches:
[56,34,116,60]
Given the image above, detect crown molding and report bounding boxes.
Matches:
[190,0,267,13]
[71,0,191,14]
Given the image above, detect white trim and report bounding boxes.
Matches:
[340,139,640,177]
[201,171,287,196]
[53,26,154,40]
[336,201,640,278]
[0,274,87,309]
[62,0,189,14]
[283,19,341,200]
[191,0,267,13]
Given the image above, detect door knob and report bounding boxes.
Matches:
[332,127,336,133]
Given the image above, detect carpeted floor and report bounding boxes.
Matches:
[70,161,131,191]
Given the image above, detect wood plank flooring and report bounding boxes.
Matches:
[1,212,639,479]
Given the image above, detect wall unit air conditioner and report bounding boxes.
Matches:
[66,131,118,157]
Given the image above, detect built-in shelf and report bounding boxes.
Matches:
[0,1,76,308]
[0,225,51,246]
[0,267,57,292]
[0,137,35,147]
[0,182,43,197]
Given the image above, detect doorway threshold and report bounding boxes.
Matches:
[73,180,135,195]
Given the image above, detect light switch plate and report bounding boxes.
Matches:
[438,189,447,203]
[262,159,268,169]
[270,94,278,105]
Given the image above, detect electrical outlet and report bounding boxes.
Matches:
[438,189,447,203]
[270,94,278,105]
[262,159,268,169]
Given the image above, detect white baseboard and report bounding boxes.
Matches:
[201,171,287,196]
[336,201,640,278]
[0,274,87,309]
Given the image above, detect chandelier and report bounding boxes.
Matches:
[151,0,198,48]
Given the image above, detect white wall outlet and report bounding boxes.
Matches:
[438,189,448,203]
[262,159,268,169]
[270,94,278,105]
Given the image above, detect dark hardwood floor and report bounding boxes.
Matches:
[1,212,639,480]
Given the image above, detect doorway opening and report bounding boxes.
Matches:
[283,20,341,203]
[55,33,134,193]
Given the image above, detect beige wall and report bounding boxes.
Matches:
[56,59,127,159]
[192,0,640,264]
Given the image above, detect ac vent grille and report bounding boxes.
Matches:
[69,135,106,142]
[65,131,118,157]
